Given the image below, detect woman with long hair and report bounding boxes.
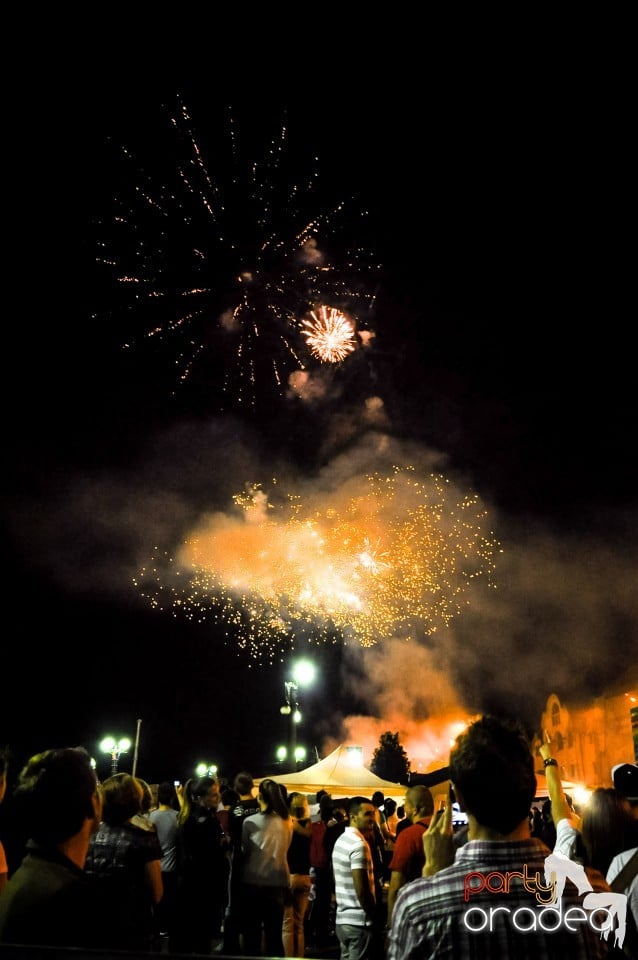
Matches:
[240,778,293,956]
[172,776,231,954]
[541,740,638,957]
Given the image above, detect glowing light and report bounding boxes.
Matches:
[302,306,356,362]
[195,763,218,778]
[292,659,317,687]
[574,785,593,808]
[345,746,364,767]
[134,466,499,662]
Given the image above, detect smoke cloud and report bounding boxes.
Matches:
[9,418,637,770]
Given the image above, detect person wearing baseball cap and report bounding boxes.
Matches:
[612,762,638,814]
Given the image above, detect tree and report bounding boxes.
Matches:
[370,731,410,783]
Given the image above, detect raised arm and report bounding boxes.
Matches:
[539,734,580,828]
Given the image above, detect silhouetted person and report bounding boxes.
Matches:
[388,715,612,960]
[85,772,163,952]
[240,778,292,957]
[0,746,102,948]
[173,775,230,954]
[386,784,434,924]
[223,770,260,954]
[150,780,180,944]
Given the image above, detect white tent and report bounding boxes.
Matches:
[257,744,407,799]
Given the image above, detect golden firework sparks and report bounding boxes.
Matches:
[301,306,356,363]
[134,466,500,662]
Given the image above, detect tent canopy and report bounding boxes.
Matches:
[258,744,408,799]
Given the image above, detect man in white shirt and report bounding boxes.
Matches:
[332,796,378,960]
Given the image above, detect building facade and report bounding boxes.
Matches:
[534,667,637,788]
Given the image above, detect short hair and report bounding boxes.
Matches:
[371,790,385,806]
[319,793,334,822]
[406,784,434,817]
[157,781,177,806]
[14,746,97,845]
[221,788,240,808]
[101,773,143,826]
[234,771,254,795]
[449,715,536,835]
[348,796,374,819]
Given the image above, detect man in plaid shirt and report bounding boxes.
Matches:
[388,716,613,960]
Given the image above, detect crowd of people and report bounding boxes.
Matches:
[0,721,636,959]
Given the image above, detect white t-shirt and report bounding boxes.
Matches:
[553,817,582,861]
[332,826,375,928]
[241,811,292,887]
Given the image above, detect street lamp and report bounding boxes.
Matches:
[280,659,316,771]
[195,762,218,778]
[100,736,132,775]
[276,745,307,766]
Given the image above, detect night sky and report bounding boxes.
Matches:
[4,69,636,787]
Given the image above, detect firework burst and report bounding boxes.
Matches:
[94,98,380,410]
[302,306,357,363]
[134,466,499,662]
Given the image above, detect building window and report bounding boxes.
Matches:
[551,701,561,727]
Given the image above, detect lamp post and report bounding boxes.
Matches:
[100,736,132,775]
[276,745,307,767]
[280,659,316,771]
[195,762,218,779]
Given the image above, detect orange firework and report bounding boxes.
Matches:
[134,467,500,662]
[302,306,356,362]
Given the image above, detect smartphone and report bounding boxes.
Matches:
[174,780,180,787]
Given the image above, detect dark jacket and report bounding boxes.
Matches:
[0,842,100,948]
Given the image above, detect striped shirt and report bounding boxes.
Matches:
[332,826,375,928]
[388,837,612,960]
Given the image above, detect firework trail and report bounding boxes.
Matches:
[94,98,380,410]
[134,465,499,662]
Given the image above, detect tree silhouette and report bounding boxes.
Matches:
[370,731,410,783]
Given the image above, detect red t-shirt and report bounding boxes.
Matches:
[388,819,430,881]
[309,820,328,869]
